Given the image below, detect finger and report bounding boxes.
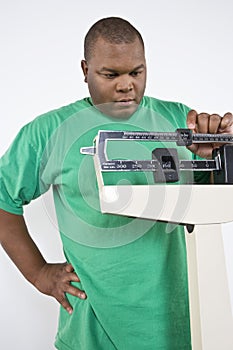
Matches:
[64,264,80,282]
[196,113,210,133]
[186,143,198,154]
[65,263,75,273]
[209,114,222,134]
[219,112,233,132]
[56,293,74,315]
[186,109,198,130]
[64,272,80,283]
[65,285,87,300]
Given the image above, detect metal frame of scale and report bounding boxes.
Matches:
[81,129,233,350]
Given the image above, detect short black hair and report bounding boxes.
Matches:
[84,17,144,61]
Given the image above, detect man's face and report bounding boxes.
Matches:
[81,37,147,118]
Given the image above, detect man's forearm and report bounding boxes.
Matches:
[0,209,47,286]
[0,209,86,312]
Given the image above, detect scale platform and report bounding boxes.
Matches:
[81,129,233,350]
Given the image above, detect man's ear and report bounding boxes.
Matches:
[81,60,88,83]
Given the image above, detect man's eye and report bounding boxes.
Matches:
[104,74,117,79]
[130,71,141,77]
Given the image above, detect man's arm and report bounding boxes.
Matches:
[0,209,86,314]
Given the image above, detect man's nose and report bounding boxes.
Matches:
[116,76,133,92]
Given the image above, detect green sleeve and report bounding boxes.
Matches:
[0,126,48,215]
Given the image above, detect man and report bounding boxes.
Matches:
[0,17,232,350]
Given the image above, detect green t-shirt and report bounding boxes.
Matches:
[0,96,193,349]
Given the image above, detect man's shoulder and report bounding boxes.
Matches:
[142,96,191,114]
[14,97,92,154]
[31,97,91,128]
[20,97,91,136]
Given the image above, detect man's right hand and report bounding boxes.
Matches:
[34,262,87,314]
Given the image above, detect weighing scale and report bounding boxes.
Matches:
[81,129,233,349]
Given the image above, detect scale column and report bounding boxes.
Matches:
[185,224,233,350]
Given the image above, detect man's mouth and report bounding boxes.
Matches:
[115,99,135,107]
[96,99,138,118]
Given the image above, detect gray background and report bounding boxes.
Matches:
[0,0,233,349]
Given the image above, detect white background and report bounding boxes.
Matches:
[0,0,233,349]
